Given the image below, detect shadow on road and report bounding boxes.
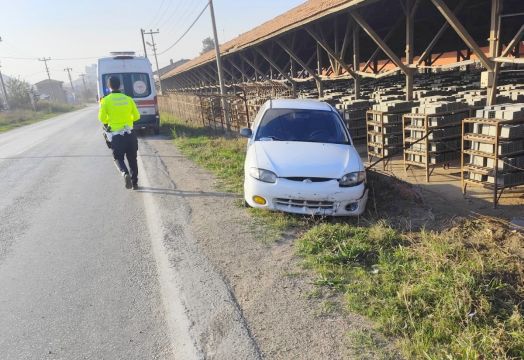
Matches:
[136,186,240,199]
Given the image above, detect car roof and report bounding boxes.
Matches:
[265,99,334,111]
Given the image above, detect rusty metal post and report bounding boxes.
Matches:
[405,0,414,101]
[353,24,361,99]
[487,0,503,106]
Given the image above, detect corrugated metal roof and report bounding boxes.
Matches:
[161,0,375,80]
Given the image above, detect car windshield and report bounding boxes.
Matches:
[102,73,151,98]
[255,108,350,144]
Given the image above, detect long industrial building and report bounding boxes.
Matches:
[159,0,524,207]
[161,0,522,100]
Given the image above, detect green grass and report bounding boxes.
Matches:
[297,220,524,359]
[0,104,80,133]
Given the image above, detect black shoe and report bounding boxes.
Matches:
[132,183,139,190]
[124,173,132,189]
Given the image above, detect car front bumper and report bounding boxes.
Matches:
[244,176,368,216]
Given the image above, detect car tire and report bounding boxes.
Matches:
[154,126,160,135]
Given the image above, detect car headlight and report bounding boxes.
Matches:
[249,168,277,183]
[339,171,366,187]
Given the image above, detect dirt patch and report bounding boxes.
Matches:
[142,136,389,359]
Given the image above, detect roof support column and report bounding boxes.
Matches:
[276,39,323,98]
[183,73,200,90]
[350,11,409,75]
[362,17,403,72]
[500,25,524,58]
[254,47,296,96]
[405,0,415,101]
[352,24,361,99]
[307,27,358,79]
[430,0,494,72]
[487,0,503,106]
[417,0,467,66]
[200,66,218,85]
[240,53,265,82]
[340,18,353,65]
[316,43,323,79]
[227,57,254,83]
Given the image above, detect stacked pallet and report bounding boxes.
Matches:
[403,101,471,182]
[462,103,524,206]
[366,100,417,169]
[336,99,374,142]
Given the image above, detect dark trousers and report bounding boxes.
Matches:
[111,132,138,184]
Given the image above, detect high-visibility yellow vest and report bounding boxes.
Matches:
[98,92,140,132]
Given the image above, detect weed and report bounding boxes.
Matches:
[297,220,524,358]
[316,300,340,316]
[347,329,399,360]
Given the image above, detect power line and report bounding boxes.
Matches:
[157,0,194,30]
[163,0,201,32]
[159,2,210,56]
[148,0,171,29]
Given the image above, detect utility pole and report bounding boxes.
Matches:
[140,29,148,58]
[208,0,230,131]
[79,74,88,102]
[0,62,9,111]
[0,36,9,110]
[64,67,76,104]
[144,29,163,94]
[38,57,52,80]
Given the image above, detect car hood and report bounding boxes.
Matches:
[253,141,361,178]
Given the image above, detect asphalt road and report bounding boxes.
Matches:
[0,108,172,359]
[0,107,261,360]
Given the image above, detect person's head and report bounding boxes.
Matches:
[107,76,121,91]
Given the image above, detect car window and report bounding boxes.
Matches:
[102,73,152,98]
[255,108,349,144]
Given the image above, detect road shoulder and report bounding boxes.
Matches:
[140,135,379,359]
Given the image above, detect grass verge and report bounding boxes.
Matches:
[161,113,307,239]
[297,220,524,359]
[0,103,81,133]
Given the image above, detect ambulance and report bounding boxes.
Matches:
[97,52,160,134]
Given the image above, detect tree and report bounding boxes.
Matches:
[201,37,215,54]
[6,77,32,110]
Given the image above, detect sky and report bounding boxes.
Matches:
[0,0,304,85]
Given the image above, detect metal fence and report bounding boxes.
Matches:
[159,82,293,132]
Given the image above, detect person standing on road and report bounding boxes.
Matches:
[98,76,141,190]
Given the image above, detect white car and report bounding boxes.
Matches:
[241,99,368,216]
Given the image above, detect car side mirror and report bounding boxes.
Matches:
[240,128,252,138]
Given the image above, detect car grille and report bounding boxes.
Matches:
[274,198,335,210]
[284,177,333,182]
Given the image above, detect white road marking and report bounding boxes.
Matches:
[137,154,203,360]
